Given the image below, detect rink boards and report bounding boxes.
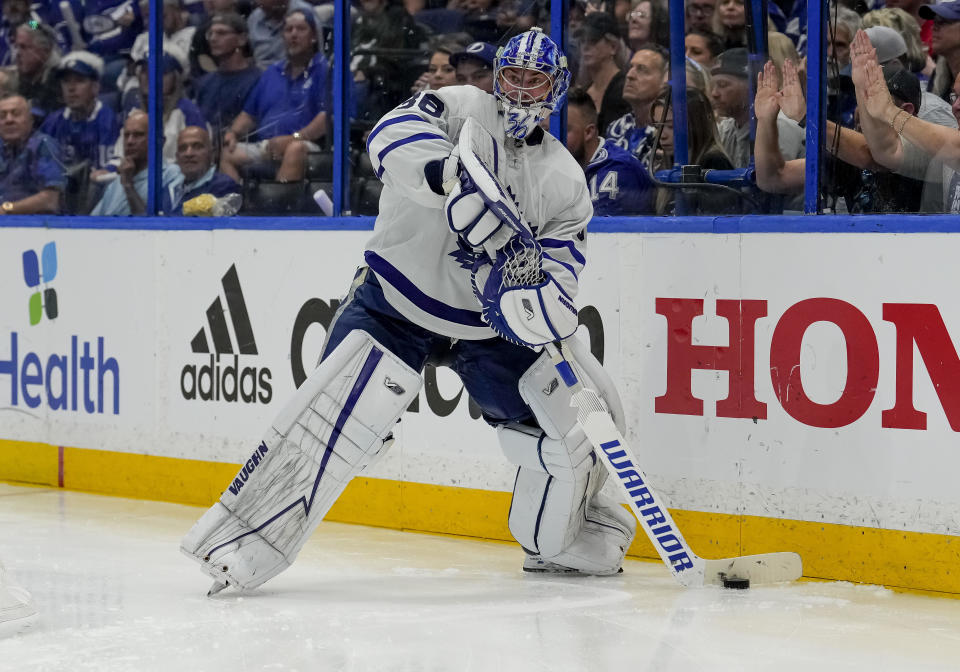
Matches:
[2,225,960,594]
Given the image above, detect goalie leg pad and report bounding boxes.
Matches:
[501,338,635,574]
[181,330,421,591]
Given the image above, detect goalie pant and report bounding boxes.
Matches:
[181,268,634,589]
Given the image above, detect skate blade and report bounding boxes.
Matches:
[207,580,229,597]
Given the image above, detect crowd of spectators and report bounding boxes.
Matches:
[2,0,960,217]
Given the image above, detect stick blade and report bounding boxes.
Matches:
[701,552,803,586]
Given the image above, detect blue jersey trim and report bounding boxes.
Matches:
[540,238,586,265]
[375,132,447,178]
[365,114,433,154]
[364,250,488,328]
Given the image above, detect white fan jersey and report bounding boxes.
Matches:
[364,85,592,341]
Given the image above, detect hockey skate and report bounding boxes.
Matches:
[522,555,623,576]
[0,564,37,635]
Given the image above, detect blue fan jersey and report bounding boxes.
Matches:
[41,101,120,170]
[586,138,654,216]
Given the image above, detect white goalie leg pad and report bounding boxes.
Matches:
[0,562,37,633]
[181,330,421,591]
[503,337,636,574]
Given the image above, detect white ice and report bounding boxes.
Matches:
[2,482,960,672]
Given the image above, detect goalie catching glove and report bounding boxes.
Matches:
[471,237,579,348]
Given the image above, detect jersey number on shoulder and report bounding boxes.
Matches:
[397,92,445,117]
[589,171,620,201]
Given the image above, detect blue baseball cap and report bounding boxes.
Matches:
[57,50,104,79]
[919,1,960,21]
[451,42,496,69]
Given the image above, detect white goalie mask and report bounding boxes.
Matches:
[493,28,571,141]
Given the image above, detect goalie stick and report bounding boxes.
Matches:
[459,117,803,586]
[543,341,802,587]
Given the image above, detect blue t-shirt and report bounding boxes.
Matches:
[586,139,655,216]
[82,0,143,56]
[605,112,656,166]
[171,167,240,215]
[242,53,329,141]
[0,132,66,202]
[40,101,120,170]
[195,67,262,135]
[90,163,183,216]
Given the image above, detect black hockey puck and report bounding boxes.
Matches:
[722,577,750,589]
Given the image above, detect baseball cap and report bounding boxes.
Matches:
[57,50,104,79]
[711,47,748,78]
[137,42,190,75]
[865,26,907,64]
[919,1,960,21]
[450,41,496,69]
[884,64,921,112]
[575,12,621,44]
[209,11,247,34]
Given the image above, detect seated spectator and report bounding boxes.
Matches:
[248,0,314,69]
[130,0,197,76]
[129,43,209,162]
[410,41,464,93]
[710,47,803,169]
[172,125,240,214]
[0,0,31,67]
[649,86,735,213]
[0,94,63,214]
[194,12,262,137]
[40,51,120,178]
[606,44,668,166]
[627,0,669,52]
[90,110,182,215]
[828,6,860,75]
[753,56,955,214]
[11,21,62,120]
[713,0,745,50]
[686,0,715,33]
[575,12,631,137]
[920,2,960,102]
[221,8,329,183]
[887,0,934,55]
[861,8,932,82]
[566,86,654,215]
[850,29,960,212]
[685,28,723,70]
[452,41,495,93]
[352,0,425,120]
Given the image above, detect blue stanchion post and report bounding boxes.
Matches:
[667,0,687,168]
[333,0,351,215]
[804,0,825,214]
[667,0,688,215]
[549,0,568,142]
[147,0,163,215]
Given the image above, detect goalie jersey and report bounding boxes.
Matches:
[365,85,592,340]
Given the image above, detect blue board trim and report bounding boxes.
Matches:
[4,213,960,233]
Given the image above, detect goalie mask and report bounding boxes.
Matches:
[494,27,570,141]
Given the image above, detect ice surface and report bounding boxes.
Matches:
[1,482,959,672]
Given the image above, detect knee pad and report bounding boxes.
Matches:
[499,337,635,574]
[181,330,421,591]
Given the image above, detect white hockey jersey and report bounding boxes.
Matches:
[364,85,593,340]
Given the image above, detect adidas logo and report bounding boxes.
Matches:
[179,264,273,404]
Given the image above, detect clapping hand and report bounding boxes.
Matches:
[850,29,897,124]
[755,60,782,122]
[779,59,805,123]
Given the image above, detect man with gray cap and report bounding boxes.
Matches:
[920,1,960,102]
[575,12,631,138]
[451,41,496,94]
[710,47,802,169]
[194,12,261,137]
